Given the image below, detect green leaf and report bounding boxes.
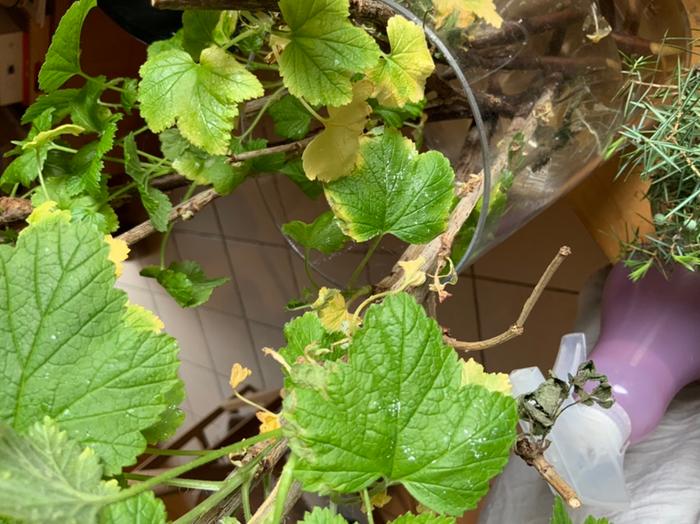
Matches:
[140,260,229,308]
[325,129,455,244]
[282,211,349,255]
[283,293,518,515]
[119,78,139,113]
[21,89,80,125]
[2,109,54,187]
[277,0,380,106]
[69,79,112,132]
[70,117,119,197]
[372,99,425,128]
[182,10,238,59]
[0,418,119,524]
[391,513,456,524]
[0,214,183,473]
[141,381,186,444]
[138,44,263,154]
[302,80,372,182]
[160,129,245,195]
[281,159,323,198]
[31,177,119,234]
[298,507,347,524]
[369,16,434,108]
[38,0,97,92]
[280,312,345,366]
[550,497,572,524]
[124,133,172,232]
[269,95,313,140]
[99,492,166,524]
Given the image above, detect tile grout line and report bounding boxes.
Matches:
[172,233,231,403]
[272,176,305,297]
[213,199,269,390]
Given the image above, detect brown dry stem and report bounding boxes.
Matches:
[515,438,582,509]
[444,246,571,351]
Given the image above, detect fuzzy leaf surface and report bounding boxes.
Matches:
[0,215,182,474]
[283,293,518,515]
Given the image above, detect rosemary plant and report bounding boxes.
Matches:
[613,57,700,279]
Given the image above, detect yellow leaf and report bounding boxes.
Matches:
[398,256,427,288]
[26,201,71,226]
[311,287,360,334]
[302,80,372,182]
[433,0,502,30]
[105,235,130,278]
[256,411,281,434]
[370,490,392,509]
[460,358,511,395]
[230,363,252,389]
[369,16,435,108]
[124,303,165,333]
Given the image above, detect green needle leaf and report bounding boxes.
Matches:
[38,0,96,92]
[138,44,263,155]
[325,129,455,244]
[282,211,349,255]
[283,293,518,515]
[140,260,230,309]
[369,16,435,108]
[277,0,380,106]
[0,213,183,474]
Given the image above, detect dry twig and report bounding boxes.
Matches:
[444,246,571,351]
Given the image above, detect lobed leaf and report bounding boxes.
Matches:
[369,16,435,108]
[325,129,455,244]
[0,212,183,474]
[282,211,349,255]
[140,260,229,309]
[277,0,380,106]
[283,293,518,515]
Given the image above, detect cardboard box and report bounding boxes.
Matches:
[0,8,23,106]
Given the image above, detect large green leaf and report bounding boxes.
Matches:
[138,44,263,154]
[325,129,455,244]
[38,0,96,92]
[0,213,182,474]
[283,293,518,515]
[277,0,380,106]
[0,418,119,523]
[282,211,349,255]
[369,16,435,108]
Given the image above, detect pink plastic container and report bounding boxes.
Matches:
[589,264,700,444]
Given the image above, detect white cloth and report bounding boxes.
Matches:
[478,268,700,524]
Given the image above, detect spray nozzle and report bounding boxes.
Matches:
[510,333,631,510]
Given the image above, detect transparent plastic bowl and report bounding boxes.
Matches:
[264,0,624,285]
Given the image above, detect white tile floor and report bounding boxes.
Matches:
[116,181,608,444]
